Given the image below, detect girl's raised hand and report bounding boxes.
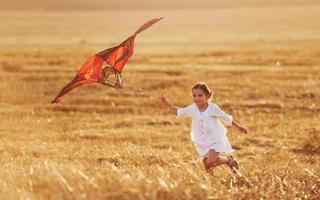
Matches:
[159,94,168,108]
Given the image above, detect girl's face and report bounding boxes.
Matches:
[192,89,209,106]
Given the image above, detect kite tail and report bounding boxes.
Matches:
[135,17,163,35]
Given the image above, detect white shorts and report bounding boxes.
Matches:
[195,143,234,160]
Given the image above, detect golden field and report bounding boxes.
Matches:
[0,5,320,199]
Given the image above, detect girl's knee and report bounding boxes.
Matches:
[207,157,218,166]
[207,150,218,166]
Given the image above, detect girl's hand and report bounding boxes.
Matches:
[159,94,177,115]
[239,126,248,134]
[159,94,168,108]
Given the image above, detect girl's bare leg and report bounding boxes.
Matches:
[202,157,210,171]
[203,149,230,172]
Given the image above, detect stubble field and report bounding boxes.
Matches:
[0,5,320,199]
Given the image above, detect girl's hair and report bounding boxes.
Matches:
[192,82,213,98]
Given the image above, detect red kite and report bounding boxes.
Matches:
[52,17,163,103]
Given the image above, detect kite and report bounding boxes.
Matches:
[51,17,163,103]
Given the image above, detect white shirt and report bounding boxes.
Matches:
[177,103,233,146]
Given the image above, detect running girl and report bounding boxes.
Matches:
[159,82,247,172]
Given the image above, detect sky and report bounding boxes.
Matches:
[0,0,319,10]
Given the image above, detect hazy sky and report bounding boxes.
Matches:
[0,0,319,10]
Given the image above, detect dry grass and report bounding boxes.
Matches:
[0,5,320,200]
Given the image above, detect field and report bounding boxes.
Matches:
[0,5,320,199]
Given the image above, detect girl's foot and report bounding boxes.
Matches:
[227,155,239,170]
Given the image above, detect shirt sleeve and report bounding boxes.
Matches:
[211,104,233,126]
[176,104,193,118]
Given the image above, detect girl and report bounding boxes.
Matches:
[159,82,247,172]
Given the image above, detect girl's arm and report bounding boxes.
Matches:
[232,120,248,134]
[159,94,178,115]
